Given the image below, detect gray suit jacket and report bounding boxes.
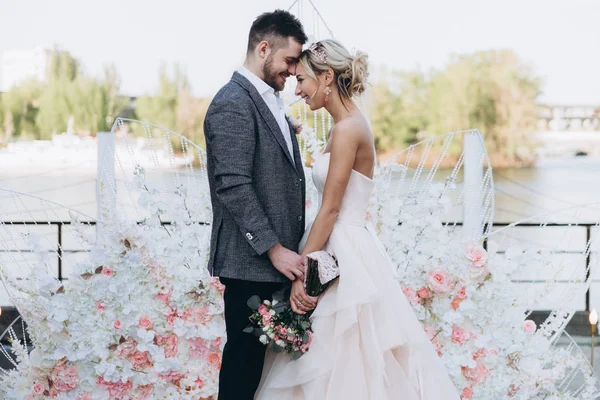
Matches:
[204,72,306,283]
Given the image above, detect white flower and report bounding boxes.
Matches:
[259,335,268,345]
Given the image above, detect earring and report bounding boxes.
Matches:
[324,85,332,102]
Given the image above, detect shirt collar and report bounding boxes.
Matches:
[238,66,277,97]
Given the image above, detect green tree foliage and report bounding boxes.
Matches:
[370,50,541,162]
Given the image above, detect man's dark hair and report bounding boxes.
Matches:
[247,10,307,55]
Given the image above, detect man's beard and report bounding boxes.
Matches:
[262,55,285,92]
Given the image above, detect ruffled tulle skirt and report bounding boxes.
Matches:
[255,220,460,400]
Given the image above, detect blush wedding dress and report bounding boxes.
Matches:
[255,152,460,400]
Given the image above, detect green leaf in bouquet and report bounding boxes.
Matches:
[302,332,309,344]
[242,326,254,334]
[272,301,290,314]
[247,295,262,310]
[291,351,303,360]
[272,289,285,302]
[254,328,264,336]
[269,342,284,353]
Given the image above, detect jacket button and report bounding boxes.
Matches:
[295,180,299,187]
[297,216,302,221]
[246,232,253,240]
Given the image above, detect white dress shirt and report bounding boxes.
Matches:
[237,66,294,161]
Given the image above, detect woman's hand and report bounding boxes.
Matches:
[290,279,318,315]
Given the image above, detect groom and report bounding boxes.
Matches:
[204,10,309,400]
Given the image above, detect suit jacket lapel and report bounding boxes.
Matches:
[231,72,296,168]
[288,117,305,177]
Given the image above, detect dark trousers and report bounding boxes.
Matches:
[218,277,282,400]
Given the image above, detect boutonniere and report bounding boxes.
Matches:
[287,115,303,135]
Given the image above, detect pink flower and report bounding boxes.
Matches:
[523,320,537,334]
[452,325,471,344]
[96,301,106,312]
[115,338,138,358]
[133,384,154,400]
[451,288,467,310]
[462,362,490,384]
[473,348,487,360]
[157,288,172,304]
[113,319,122,330]
[401,286,421,306]
[417,287,431,299]
[466,244,488,267]
[138,316,153,329]
[208,352,221,367]
[187,337,209,358]
[102,266,114,277]
[129,350,153,370]
[155,334,178,357]
[182,306,213,324]
[97,376,133,398]
[258,304,268,315]
[159,371,185,384]
[50,363,80,391]
[426,270,453,294]
[461,386,473,399]
[33,383,45,395]
[210,277,226,294]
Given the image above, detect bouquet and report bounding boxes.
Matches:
[244,251,339,359]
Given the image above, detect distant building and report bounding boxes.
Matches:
[0,47,52,91]
[537,105,600,132]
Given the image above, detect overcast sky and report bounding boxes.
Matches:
[1,0,599,104]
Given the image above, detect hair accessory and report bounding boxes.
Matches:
[308,42,327,64]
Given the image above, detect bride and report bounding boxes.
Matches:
[256,40,460,399]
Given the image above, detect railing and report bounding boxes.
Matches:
[0,220,597,310]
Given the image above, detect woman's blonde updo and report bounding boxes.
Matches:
[299,39,369,100]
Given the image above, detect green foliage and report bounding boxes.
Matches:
[0,50,127,142]
[370,50,541,162]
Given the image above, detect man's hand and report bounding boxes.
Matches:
[290,279,318,315]
[268,243,305,281]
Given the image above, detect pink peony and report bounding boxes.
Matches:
[138,316,153,329]
[473,348,487,360]
[462,362,490,384]
[401,286,421,306]
[97,376,133,398]
[113,319,122,330]
[461,386,473,399]
[466,244,488,267]
[50,364,80,391]
[160,334,178,357]
[159,371,185,384]
[208,352,221,367]
[33,383,45,395]
[523,319,537,334]
[210,277,226,294]
[129,350,153,370]
[426,270,453,294]
[115,338,138,358]
[183,306,213,325]
[157,288,172,304]
[452,325,471,344]
[187,337,209,358]
[102,266,114,277]
[133,384,154,400]
[417,287,431,299]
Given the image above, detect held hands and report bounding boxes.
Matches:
[268,243,306,281]
[290,278,318,315]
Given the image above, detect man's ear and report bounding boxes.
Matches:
[257,41,271,59]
